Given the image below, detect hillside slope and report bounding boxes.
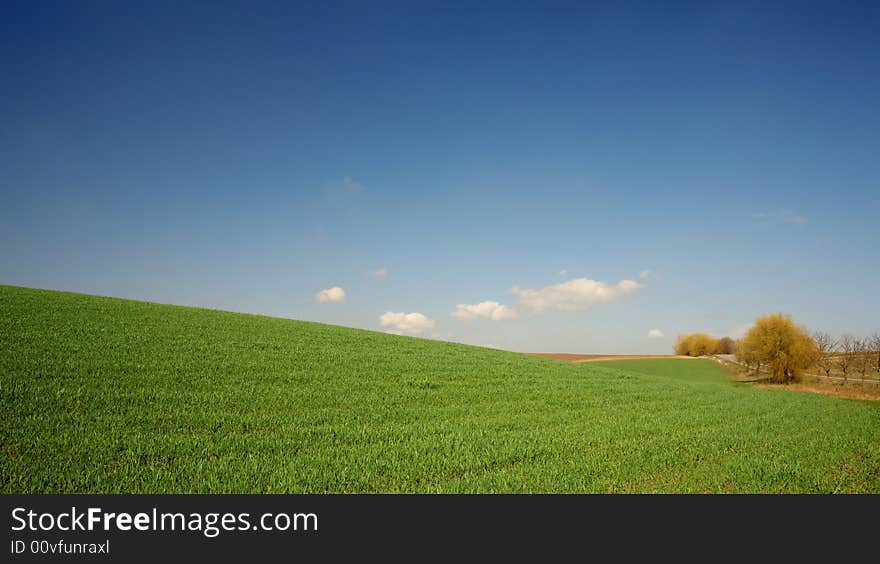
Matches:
[1,285,878,493]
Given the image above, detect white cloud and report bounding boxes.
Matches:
[315,286,346,303]
[450,301,518,321]
[647,329,665,339]
[378,311,436,334]
[369,267,387,280]
[510,277,641,313]
[639,269,654,279]
[752,209,807,225]
[558,269,568,277]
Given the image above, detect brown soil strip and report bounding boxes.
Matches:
[529,353,695,363]
[755,381,880,401]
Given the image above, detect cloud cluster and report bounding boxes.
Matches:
[510,277,641,313]
[316,268,645,339]
[378,311,436,334]
[647,329,665,339]
[315,286,346,303]
[450,301,518,321]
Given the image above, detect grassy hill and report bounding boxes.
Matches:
[1,285,878,493]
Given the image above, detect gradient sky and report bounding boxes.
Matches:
[2,1,878,353]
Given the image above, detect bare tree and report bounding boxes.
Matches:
[837,335,856,382]
[736,338,760,375]
[715,337,736,355]
[854,338,869,380]
[871,333,880,372]
[813,331,837,378]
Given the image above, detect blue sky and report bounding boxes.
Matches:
[2,1,878,353]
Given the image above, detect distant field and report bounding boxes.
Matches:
[2,286,879,493]
[530,353,693,363]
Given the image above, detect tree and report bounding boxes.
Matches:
[813,331,837,378]
[854,338,870,380]
[871,333,880,374]
[735,338,760,375]
[689,333,717,356]
[714,337,736,355]
[673,334,691,356]
[837,335,856,382]
[673,333,716,357]
[739,313,818,384]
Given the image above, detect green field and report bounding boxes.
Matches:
[2,285,878,493]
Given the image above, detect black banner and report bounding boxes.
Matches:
[2,495,874,561]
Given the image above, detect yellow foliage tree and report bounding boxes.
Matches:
[690,333,717,356]
[738,313,818,384]
[673,333,717,357]
[673,335,690,356]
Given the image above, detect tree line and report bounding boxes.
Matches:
[674,313,880,385]
[811,331,880,382]
[674,333,735,356]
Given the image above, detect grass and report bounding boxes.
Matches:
[2,285,879,493]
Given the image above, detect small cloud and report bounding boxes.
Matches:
[558,269,568,277]
[639,270,654,279]
[323,176,365,203]
[451,301,518,321]
[378,311,436,334]
[369,267,387,280]
[752,209,807,225]
[315,286,346,303]
[510,277,641,314]
[647,329,665,339]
